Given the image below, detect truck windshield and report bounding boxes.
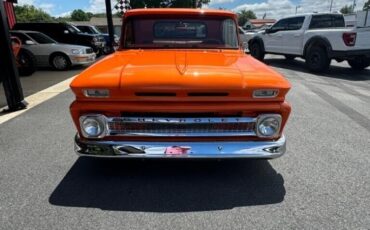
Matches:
[122,16,239,49]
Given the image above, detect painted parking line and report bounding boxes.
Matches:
[0,76,75,125]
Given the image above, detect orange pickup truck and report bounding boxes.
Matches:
[70,9,291,159]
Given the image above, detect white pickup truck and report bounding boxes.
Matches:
[248,13,370,72]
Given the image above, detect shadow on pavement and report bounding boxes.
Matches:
[49,158,285,212]
[264,58,370,82]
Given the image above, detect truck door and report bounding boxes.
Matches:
[281,16,305,55]
[263,18,288,53]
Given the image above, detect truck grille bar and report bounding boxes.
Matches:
[106,117,257,137]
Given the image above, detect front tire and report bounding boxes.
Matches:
[17,48,37,76]
[50,53,71,71]
[347,58,370,71]
[305,47,330,72]
[249,42,265,61]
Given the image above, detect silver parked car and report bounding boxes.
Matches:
[10,30,96,70]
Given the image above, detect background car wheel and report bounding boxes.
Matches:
[305,47,330,72]
[285,55,296,61]
[347,57,370,71]
[17,48,37,76]
[50,53,71,71]
[249,42,265,61]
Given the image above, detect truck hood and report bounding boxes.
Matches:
[71,50,290,102]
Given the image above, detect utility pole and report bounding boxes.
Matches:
[105,0,115,54]
[295,5,301,14]
[352,0,356,11]
[329,0,334,12]
[0,1,27,111]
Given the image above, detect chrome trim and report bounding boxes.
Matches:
[253,89,279,98]
[108,132,256,137]
[74,134,286,159]
[106,117,257,137]
[79,114,108,139]
[256,114,282,138]
[109,117,256,123]
[83,89,110,98]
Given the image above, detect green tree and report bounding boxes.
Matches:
[237,10,257,26]
[14,5,54,23]
[364,0,370,10]
[71,9,89,21]
[86,12,94,19]
[340,5,354,14]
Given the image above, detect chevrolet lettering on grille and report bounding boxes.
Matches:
[107,117,257,137]
[116,117,254,123]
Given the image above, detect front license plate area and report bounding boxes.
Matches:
[165,146,191,155]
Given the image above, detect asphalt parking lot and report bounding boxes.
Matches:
[1,55,369,229]
[0,66,86,108]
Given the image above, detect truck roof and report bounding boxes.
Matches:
[124,8,237,19]
[290,12,343,18]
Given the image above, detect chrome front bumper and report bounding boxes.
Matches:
[74,135,286,159]
[70,54,96,65]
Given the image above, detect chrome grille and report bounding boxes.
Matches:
[106,117,256,137]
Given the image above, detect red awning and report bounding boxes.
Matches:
[3,0,16,28]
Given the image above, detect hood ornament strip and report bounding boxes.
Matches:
[175,52,188,75]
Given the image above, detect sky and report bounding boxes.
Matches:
[19,0,368,19]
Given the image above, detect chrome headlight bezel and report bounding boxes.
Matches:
[256,114,282,138]
[79,114,107,138]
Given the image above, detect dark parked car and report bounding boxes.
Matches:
[76,25,119,54]
[13,23,106,56]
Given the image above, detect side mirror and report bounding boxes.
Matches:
[265,28,272,34]
[64,30,69,34]
[25,40,35,45]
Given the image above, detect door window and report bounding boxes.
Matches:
[286,17,305,30]
[309,14,345,29]
[271,19,289,31]
[10,32,31,44]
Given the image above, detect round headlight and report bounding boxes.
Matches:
[257,115,281,137]
[80,116,106,138]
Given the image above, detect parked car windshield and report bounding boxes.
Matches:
[26,32,56,44]
[78,26,101,34]
[91,26,102,34]
[122,16,239,49]
[67,24,81,34]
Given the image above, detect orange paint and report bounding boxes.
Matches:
[70,9,291,141]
